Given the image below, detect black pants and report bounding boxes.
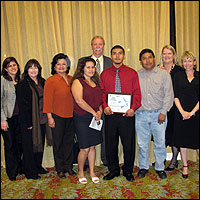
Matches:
[21,123,46,178]
[105,114,136,174]
[51,114,75,173]
[1,115,23,179]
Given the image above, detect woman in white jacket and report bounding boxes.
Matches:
[1,57,23,181]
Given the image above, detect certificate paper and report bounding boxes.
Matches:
[107,93,132,113]
[89,117,103,131]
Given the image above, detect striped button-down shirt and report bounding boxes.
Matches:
[137,66,174,115]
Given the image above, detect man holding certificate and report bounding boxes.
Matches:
[100,45,141,181]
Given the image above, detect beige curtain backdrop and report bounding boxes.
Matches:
[1,1,199,168]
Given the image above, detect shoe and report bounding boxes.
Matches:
[103,172,120,180]
[26,175,41,180]
[165,161,178,171]
[91,177,99,184]
[66,169,76,176]
[83,165,89,171]
[182,166,188,178]
[156,170,167,179]
[123,173,135,181]
[18,169,25,175]
[38,168,49,174]
[137,169,148,178]
[78,177,87,184]
[9,177,16,181]
[57,172,66,179]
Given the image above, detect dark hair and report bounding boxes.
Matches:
[22,59,42,82]
[70,57,101,87]
[51,53,71,75]
[1,57,21,82]
[110,45,125,55]
[139,48,155,61]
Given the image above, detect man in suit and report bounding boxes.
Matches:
[77,36,112,169]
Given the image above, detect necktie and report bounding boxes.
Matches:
[115,69,121,92]
[96,59,100,75]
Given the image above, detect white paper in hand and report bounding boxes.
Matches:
[89,117,103,131]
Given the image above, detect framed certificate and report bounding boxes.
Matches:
[107,93,132,113]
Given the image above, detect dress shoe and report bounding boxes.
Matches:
[57,172,66,179]
[123,173,135,181]
[165,161,178,171]
[26,175,41,180]
[83,165,89,171]
[156,170,167,179]
[38,168,49,174]
[137,169,148,178]
[9,177,16,181]
[182,166,188,178]
[103,172,120,180]
[65,169,76,176]
[18,169,25,175]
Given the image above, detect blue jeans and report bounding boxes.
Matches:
[135,109,167,171]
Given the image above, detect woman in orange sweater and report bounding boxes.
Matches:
[43,53,76,179]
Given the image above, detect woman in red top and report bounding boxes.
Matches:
[70,57,103,184]
[43,53,75,179]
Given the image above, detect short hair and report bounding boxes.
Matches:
[51,53,71,75]
[139,48,155,61]
[91,36,105,46]
[160,45,177,65]
[1,57,21,82]
[22,59,42,80]
[181,51,197,69]
[110,45,125,55]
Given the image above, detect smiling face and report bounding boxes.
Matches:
[28,64,39,80]
[5,61,18,77]
[162,48,175,65]
[140,52,155,71]
[83,61,96,79]
[91,37,104,58]
[182,56,196,72]
[55,58,68,75]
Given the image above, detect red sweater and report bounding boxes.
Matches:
[100,64,141,112]
[43,74,73,118]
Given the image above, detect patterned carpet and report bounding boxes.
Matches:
[1,160,199,199]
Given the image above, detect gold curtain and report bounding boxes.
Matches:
[1,1,199,168]
[175,1,199,70]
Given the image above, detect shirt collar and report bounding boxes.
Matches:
[92,55,103,62]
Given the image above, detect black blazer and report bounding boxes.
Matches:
[17,77,45,128]
[77,55,113,71]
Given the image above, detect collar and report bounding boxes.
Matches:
[141,66,158,73]
[91,55,103,62]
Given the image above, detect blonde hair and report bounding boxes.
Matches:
[181,51,197,69]
[159,45,177,66]
[91,36,105,46]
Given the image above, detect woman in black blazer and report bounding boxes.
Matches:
[17,59,50,179]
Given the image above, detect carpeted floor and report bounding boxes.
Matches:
[1,160,199,199]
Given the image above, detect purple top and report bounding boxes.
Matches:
[73,78,102,115]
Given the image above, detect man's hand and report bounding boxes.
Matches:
[158,113,166,124]
[123,109,135,117]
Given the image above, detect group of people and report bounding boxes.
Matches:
[1,36,199,184]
